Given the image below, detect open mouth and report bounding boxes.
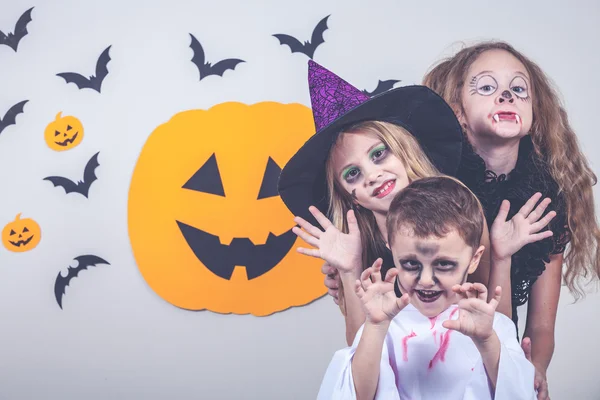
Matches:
[9,236,33,247]
[372,179,395,198]
[176,221,297,280]
[492,112,521,125]
[56,132,78,146]
[415,289,443,303]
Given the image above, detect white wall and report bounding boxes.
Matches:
[1,0,599,399]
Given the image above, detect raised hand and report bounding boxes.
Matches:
[490,192,556,261]
[521,337,550,400]
[354,258,410,325]
[442,283,500,343]
[292,206,362,274]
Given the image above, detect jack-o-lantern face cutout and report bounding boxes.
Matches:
[2,213,41,252]
[44,112,84,151]
[128,102,326,315]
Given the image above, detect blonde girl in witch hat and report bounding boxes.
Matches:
[278,60,554,346]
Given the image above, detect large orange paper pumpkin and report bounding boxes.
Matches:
[2,213,41,252]
[128,102,326,315]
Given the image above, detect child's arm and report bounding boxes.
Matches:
[320,263,367,345]
[351,322,391,399]
[292,206,370,345]
[443,283,503,387]
[444,283,536,399]
[339,269,367,345]
[522,252,562,399]
[319,262,367,345]
[351,259,410,399]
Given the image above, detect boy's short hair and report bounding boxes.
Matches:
[386,176,484,251]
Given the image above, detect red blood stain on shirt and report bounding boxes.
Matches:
[428,330,453,369]
[401,330,417,361]
[429,316,438,329]
[449,307,459,319]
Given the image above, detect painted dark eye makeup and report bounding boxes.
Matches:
[510,76,530,99]
[342,166,360,183]
[399,259,421,272]
[369,144,388,162]
[435,259,458,271]
[469,75,498,96]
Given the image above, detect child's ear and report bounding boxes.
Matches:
[467,245,486,274]
[451,103,468,130]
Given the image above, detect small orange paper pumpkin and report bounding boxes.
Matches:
[2,213,41,252]
[128,102,326,316]
[44,112,84,151]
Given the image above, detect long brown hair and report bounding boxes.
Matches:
[423,40,600,299]
[325,121,440,313]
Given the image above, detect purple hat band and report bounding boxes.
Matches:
[308,60,370,131]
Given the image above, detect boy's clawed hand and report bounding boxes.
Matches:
[442,283,501,343]
[354,258,410,325]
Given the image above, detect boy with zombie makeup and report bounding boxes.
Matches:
[316,176,536,400]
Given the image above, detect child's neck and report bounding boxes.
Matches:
[468,133,520,176]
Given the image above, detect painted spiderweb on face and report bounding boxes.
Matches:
[308,60,369,131]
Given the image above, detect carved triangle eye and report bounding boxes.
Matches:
[182,153,225,197]
[257,157,282,200]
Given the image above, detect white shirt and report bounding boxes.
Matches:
[317,304,536,400]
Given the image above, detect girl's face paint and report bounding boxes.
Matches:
[330,130,409,215]
[460,49,533,142]
[391,227,484,318]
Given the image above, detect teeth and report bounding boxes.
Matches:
[493,114,500,123]
[375,181,392,195]
[516,114,521,124]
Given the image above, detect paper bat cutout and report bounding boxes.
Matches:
[272,14,330,59]
[362,79,401,97]
[189,34,245,81]
[0,7,33,52]
[54,255,110,309]
[0,100,28,135]
[56,46,111,93]
[43,152,100,198]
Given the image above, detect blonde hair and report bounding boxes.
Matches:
[325,120,440,313]
[423,40,600,299]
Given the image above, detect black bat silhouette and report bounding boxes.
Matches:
[189,34,245,81]
[272,14,330,59]
[0,100,28,135]
[54,255,110,309]
[0,7,33,52]
[362,79,401,97]
[43,152,100,198]
[56,45,111,93]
